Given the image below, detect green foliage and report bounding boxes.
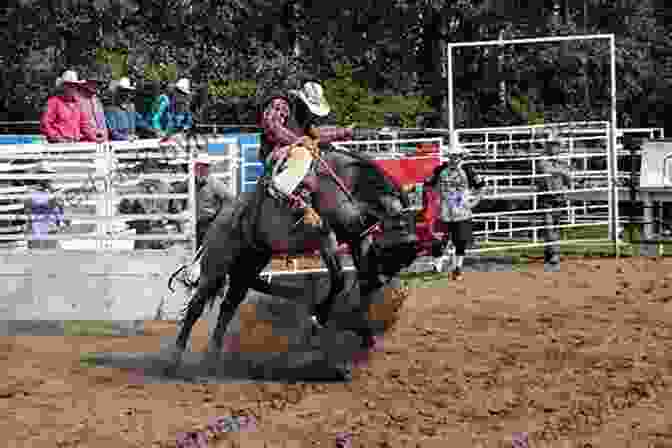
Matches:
[208,80,258,98]
[0,0,668,131]
[143,63,179,83]
[95,48,128,79]
[324,64,434,128]
[510,95,545,125]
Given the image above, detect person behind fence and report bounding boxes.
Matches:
[535,127,571,268]
[171,154,231,249]
[258,80,355,228]
[78,71,109,142]
[424,145,485,280]
[136,80,170,138]
[162,78,193,136]
[24,162,65,249]
[40,70,98,143]
[104,77,137,141]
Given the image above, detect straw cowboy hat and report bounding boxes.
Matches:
[58,70,86,86]
[175,78,191,95]
[109,77,136,92]
[290,81,331,117]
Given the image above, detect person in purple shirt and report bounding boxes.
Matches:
[25,162,65,249]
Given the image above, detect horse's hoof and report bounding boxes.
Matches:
[203,348,222,375]
[163,363,180,378]
[160,345,184,376]
[334,362,353,381]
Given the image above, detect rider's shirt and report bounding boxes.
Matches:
[259,97,353,165]
[428,163,484,222]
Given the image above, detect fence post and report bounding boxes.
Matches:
[188,145,198,256]
[95,142,109,251]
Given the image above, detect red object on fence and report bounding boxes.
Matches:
[415,142,440,155]
[372,157,439,186]
[372,156,442,246]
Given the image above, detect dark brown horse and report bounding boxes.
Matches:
[164,145,420,378]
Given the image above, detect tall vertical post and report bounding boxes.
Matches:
[609,34,619,254]
[447,43,455,147]
[188,148,198,256]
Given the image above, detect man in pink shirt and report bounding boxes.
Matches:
[77,72,109,142]
[40,70,98,143]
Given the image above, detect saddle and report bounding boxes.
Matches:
[264,137,323,227]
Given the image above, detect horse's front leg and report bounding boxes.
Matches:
[164,276,218,376]
[312,227,346,327]
[204,276,251,371]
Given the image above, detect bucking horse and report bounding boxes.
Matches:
[165,141,420,379]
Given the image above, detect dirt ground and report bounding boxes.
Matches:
[3,257,672,447]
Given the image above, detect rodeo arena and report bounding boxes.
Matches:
[2,34,672,447]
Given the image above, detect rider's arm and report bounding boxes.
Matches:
[315,126,354,143]
[260,98,302,146]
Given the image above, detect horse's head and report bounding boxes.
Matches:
[323,148,419,275]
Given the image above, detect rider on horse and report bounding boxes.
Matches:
[258,80,354,228]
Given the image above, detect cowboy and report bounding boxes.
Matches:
[162,78,194,136]
[78,71,109,142]
[104,77,137,141]
[424,145,485,280]
[171,154,231,249]
[40,70,98,143]
[535,128,571,269]
[258,81,354,228]
[24,161,65,249]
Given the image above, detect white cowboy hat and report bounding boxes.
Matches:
[175,78,191,95]
[59,70,85,85]
[194,153,211,165]
[110,77,136,92]
[290,82,331,117]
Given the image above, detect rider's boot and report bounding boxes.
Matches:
[302,205,322,228]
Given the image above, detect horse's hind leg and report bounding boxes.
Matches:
[313,228,345,327]
[204,276,250,368]
[164,274,224,375]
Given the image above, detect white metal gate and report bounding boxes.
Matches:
[455,123,614,253]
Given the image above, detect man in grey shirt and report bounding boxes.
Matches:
[535,128,572,269]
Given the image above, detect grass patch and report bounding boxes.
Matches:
[78,353,100,368]
[62,321,120,337]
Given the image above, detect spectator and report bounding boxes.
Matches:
[136,80,170,138]
[162,78,194,136]
[104,77,137,141]
[171,154,230,249]
[535,127,571,270]
[78,72,109,142]
[424,145,485,280]
[24,161,65,249]
[40,70,98,143]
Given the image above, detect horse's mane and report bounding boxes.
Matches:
[329,147,410,210]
